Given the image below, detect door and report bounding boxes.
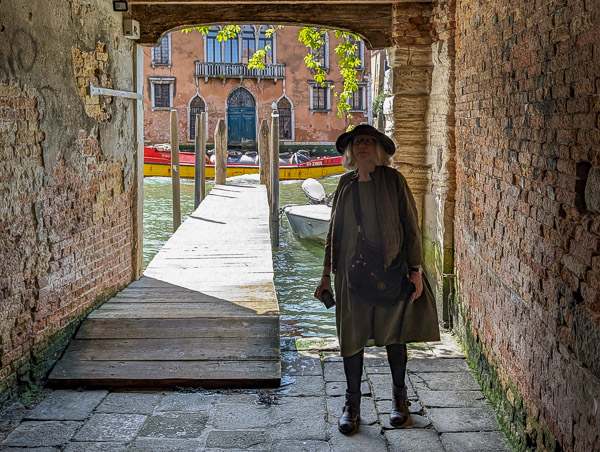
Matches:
[227,88,256,147]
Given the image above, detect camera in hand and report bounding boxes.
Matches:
[321,290,335,309]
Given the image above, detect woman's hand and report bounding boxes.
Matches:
[408,270,423,304]
[314,275,334,302]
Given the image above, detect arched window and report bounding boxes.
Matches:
[189,96,206,140]
[241,25,256,63]
[277,97,293,140]
[258,25,274,64]
[206,26,222,63]
[228,87,255,108]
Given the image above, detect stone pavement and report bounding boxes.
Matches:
[0,332,513,451]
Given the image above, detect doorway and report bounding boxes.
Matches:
[227,87,256,148]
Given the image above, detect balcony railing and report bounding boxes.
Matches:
[195,61,286,82]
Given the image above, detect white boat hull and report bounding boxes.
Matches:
[283,204,331,242]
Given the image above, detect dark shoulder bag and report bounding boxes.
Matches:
[346,182,415,307]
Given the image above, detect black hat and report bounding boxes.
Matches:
[335,124,396,155]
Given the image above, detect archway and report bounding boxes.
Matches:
[226,87,257,148]
[129,2,392,49]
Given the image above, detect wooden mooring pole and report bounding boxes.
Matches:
[215,118,227,185]
[258,119,271,201]
[270,105,279,247]
[194,112,207,208]
[170,109,181,232]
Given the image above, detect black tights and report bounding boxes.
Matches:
[343,344,408,393]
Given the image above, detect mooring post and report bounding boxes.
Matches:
[215,118,227,185]
[132,44,144,280]
[170,109,181,232]
[194,113,207,208]
[259,119,271,201]
[270,104,280,247]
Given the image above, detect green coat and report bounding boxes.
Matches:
[324,166,439,355]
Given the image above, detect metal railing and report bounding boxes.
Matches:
[195,61,286,81]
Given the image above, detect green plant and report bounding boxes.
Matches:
[182,25,363,119]
[372,90,386,120]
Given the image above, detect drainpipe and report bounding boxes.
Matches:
[366,73,372,125]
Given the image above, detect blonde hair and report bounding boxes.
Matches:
[342,140,391,170]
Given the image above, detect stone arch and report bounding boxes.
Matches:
[131,4,390,49]
[133,0,452,327]
[133,3,452,318]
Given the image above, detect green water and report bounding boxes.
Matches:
[143,174,344,337]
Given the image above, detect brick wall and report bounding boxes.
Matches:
[454,0,600,450]
[0,83,133,404]
[0,0,137,405]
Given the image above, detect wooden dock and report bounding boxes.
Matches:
[48,184,281,388]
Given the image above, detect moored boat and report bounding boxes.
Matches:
[284,204,331,242]
[283,178,332,242]
[143,145,345,180]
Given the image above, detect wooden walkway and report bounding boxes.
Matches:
[48,184,280,388]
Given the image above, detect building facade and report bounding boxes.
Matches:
[143,26,372,149]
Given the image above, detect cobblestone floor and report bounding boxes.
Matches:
[0,332,513,451]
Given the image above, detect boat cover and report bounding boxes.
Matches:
[302,178,327,203]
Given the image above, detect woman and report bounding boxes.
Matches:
[315,124,439,435]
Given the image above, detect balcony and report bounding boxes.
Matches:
[195,61,286,83]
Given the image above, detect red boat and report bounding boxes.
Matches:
[143,145,346,180]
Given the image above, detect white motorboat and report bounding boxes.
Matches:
[284,204,331,241]
[283,178,332,242]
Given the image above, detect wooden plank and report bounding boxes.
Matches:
[108,294,274,303]
[63,337,279,361]
[155,247,271,255]
[97,300,278,310]
[113,290,224,300]
[126,277,270,290]
[88,303,278,319]
[132,280,275,296]
[113,288,276,302]
[125,276,275,288]
[145,262,274,272]
[142,269,274,282]
[76,317,280,339]
[48,359,281,389]
[119,283,277,303]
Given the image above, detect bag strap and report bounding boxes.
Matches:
[351,181,365,239]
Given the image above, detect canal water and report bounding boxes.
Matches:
[143,174,343,338]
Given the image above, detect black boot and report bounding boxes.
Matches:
[390,384,411,427]
[338,390,361,435]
